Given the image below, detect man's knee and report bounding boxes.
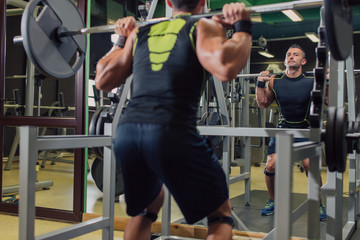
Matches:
[264,168,275,176]
[139,210,158,222]
[207,215,234,228]
[145,186,165,219]
[265,154,276,173]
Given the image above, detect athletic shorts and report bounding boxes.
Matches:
[113,123,229,224]
[267,137,309,155]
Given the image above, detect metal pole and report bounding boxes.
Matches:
[25,59,35,116]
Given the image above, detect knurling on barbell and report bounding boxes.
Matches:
[14,0,360,79]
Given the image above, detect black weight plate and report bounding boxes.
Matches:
[89,107,104,135]
[89,107,105,159]
[21,0,86,78]
[324,0,353,61]
[207,112,227,147]
[91,158,124,197]
[196,112,208,126]
[334,107,347,172]
[94,108,110,159]
[96,108,110,136]
[325,107,336,172]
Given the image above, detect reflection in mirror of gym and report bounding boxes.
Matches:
[1,0,360,239]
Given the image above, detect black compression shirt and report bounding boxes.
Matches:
[272,73,314,128]
[119,15,208,127]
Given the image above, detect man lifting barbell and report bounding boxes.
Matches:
[256,44,326,220]
[95,0,252,239]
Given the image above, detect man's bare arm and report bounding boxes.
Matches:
[95,17,137,92]
[196,3,252,82]
[256,71,275,108]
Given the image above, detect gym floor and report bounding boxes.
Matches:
[1,155,360,240]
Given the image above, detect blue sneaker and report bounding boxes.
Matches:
[261,200,275,216]
[320,204,326,221]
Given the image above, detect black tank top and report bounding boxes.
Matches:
[119,15,208,127]
[272,73,314,128]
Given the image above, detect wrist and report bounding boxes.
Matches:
[114,35,127,48]
[233,20,252,35]
[256,81,265,88]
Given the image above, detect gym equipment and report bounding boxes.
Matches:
[89,106,109,159]
[238,71,314,78]
[324,0,357,61]
[237,69,360,79]
[89,85,124,159]
[18,0,86,79]
[91,158,124,197]
[14,0,359,79]
[324,107,336,171]
[323,107,349,172]
[197,111,228,147]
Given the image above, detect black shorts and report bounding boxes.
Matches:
[113,123,229,224]
[267,137,309,155]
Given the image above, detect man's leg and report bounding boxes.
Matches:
[265,154,276,199]
[261,154,276,215]
[206,199,233,240]
[124,186,165,240]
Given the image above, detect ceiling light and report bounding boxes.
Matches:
[258,51,275,58]
[305,32,320,43]
[281,9,303,22]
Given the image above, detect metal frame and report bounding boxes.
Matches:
[320,49,360,240]
[15,0,360,239]
[18,125,114,240]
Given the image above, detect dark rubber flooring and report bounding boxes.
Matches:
[229,190,360,239]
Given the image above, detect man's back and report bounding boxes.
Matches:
[120,16,206,127]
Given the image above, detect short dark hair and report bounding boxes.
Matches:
[288,44,306,59]
[169,0,200,11]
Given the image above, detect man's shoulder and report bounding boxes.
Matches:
[299,72,314,79]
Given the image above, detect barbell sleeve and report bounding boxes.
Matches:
[13,36,23,45]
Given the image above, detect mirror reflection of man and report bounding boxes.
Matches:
[256,44,326,221]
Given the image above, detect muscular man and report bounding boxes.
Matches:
[256,44,326,221]
[95,0,252,239]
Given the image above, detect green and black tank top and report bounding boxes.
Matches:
[272,73,314,128]
[119,15,208,127]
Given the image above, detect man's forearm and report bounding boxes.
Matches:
[256,87,273,108]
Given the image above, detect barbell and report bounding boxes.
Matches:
[236,69,360,78]
[14,0,359,79]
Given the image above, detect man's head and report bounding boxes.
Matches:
[284,44,307,70]
[166,0,205,12]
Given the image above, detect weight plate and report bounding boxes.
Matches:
[334,107,347,172]
[89,107,105,135]
[96,108,110,136]
[325,107,336,172]
[91,158,124,197]
[21,0,86,79]
[89,107,106,159]
[94,108,110,159]
[324,0,353,61]
[207,112,227,147]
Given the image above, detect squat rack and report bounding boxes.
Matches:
[16,1,360,240]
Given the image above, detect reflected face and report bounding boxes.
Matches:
[284,48,306,69]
